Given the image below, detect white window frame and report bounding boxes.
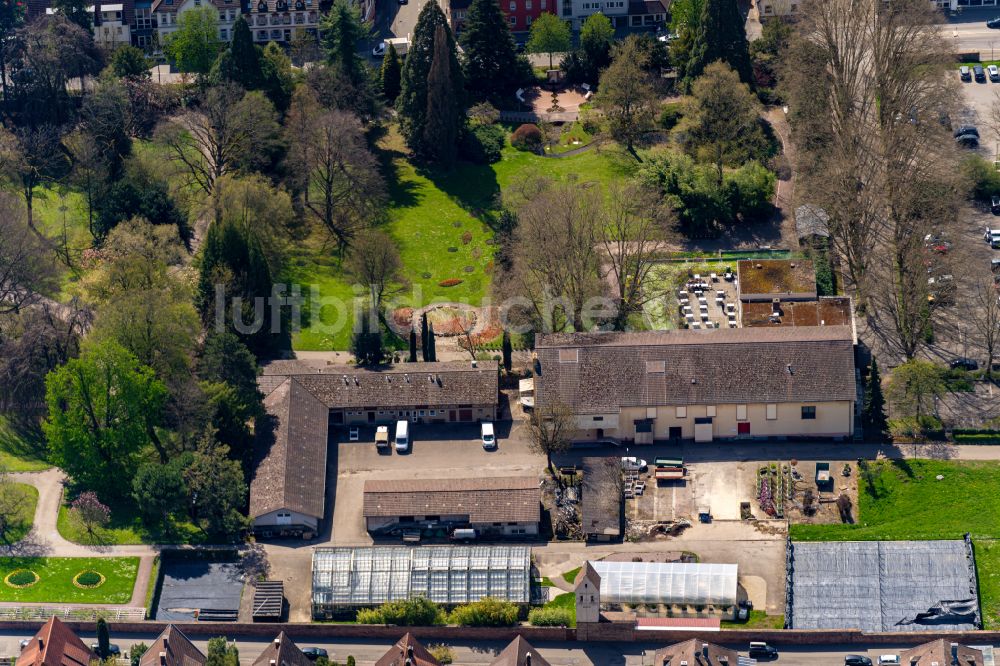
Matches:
[706,405,716,417]
[736,404,747,421]
[676,406,687,418]
[766,404,777,420]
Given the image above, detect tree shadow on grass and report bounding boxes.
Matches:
[375,141,421,211]
[415,160,502,227]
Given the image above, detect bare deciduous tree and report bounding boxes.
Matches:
[344,229,402,313]
[968,276,1000,378]
[156,84,279,205]
[0,194,59,315]
[527,400,574,476]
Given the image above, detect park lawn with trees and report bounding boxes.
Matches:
[0,556,138,603]
[290,128,631,351]
[0,419,50,472]
[0,483,38,544]
[789,460,1000,542]
[56,497,204,546]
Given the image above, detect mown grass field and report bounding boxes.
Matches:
[0,484,38,545]
[0,418,51,473]
[57,498,204,547]
[0,557,139,604]
[291,128,633,351]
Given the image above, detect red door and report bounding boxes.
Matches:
[737,422,750,435]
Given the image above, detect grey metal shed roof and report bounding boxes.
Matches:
[789,539,980,632]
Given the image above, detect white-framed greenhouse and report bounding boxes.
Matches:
[311,546,531,617]
[590,561,738,607]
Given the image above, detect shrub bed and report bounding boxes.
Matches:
[448,597,519,627]
[73,570,105,589]
[528,607,573,626]
[511,123,543,152]
[438,279,463,287]
[5,569,38,588]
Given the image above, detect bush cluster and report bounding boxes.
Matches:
[528,607,573,626]
[355,597,445,625]
[461,124,505,164]
[511,124,543,152]
[448,598,519,626]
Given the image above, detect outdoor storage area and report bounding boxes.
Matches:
[788,539,981,632]
[310,545,531,618]
[154,557,245,622]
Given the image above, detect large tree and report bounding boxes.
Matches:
[397,0,464,159]
[460,0,524,104]
[0,0,24,105]
[595,36,657,155]
[51,0,92,31]
[381,43,402,105]
[527,401,573,476]
[0,193,58,314]
[184,438,247,537]
[156,83,279,203]
[43,341,167,495]
[526,12,570,70]
[0,124,70,235]
[214,15,262,90]
[321,0,367,86]
[345,229,402,313]
[887,359,945,426]
[683,61,765,185]
[968,276,1000,379]
[423,24,462,166]
[164,6,220,76]
[684,0,752,87]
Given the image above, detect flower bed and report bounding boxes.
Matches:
[438,278,464,287]
[425,306,477,335]
[5,569,38,589]
[72,570,105,589]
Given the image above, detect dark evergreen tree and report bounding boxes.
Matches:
[408,327,418,362]
[96,619,110,658]
[423,24,462,165]
[862,359,888,441]
[685,0,752,88]
[420,313,429,360]
[460,0,522,104]
[396,1,463,158]
[426,322,437,361]
[216,16,263,90]
[321,0,366,85]
[197,219,276,355]
[352,314,384,366]
[381,42,402,105]
[501,330,512,374]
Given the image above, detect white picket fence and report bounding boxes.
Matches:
[0,606,145,621]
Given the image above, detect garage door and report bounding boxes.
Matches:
[458,409,473,421]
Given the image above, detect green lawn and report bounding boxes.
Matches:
[0,418,50,473]
[291,127,633,351]
[560,566,581,584]
[721,611,785,630]
[544,591,576,627]
[0,484,37,545]
[58,496,204,546]
[0,557,139,604]
[975,540,1000,629]
[790,460,1000,541]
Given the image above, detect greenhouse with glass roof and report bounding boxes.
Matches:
[311,545,532,618]
[590,561,738,607]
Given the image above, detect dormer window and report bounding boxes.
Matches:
[294,0,303,9]
[275,0,287,9]
[257,1,266,10]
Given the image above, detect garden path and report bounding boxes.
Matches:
[0,468,155,608]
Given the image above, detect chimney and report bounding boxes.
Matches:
[472,360,478,368]
[428,375,434,383]
[701,644,709,658]
[407,646,414,658]
[786,363,794,376]
[274,637,281,647]
[404,374,409,383]
[342,375,348,385]
[269,661,276,666]
[353,376,359,386]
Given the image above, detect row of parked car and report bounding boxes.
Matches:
[960,64,1000,84]
[749,643,905,665]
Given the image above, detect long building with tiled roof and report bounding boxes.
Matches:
[534,326,856,443]
[250,359,499,538]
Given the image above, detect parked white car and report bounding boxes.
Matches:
[877,656,901,666]
[621,457,648,471]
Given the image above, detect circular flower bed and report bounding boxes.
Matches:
[425,305,477,335]
[5,569,38,589]
[73,570,105,589]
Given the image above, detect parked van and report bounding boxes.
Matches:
[452,528,477,541]
[481,422,496,449]
[375,425,389,451]
[394,420,409,453]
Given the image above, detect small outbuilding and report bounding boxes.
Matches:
[581,457,622,542]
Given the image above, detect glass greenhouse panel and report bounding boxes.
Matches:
[590,561,738,606]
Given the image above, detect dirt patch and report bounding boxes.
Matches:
[783,460,859,527]
[425,305,478,336]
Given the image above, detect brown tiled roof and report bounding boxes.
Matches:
[574,561,602,589]
[250,378,329,520]
[652,638,739,666]
[16,618,95,666]
[260,360,499,409]
[899,639,984,666]
[534,327,856,413]
[489,636,551,666]
[139,626,205,666]
[252,633,312,666]
[741,297,853,328]
[627,0,666,14]
[375,634,440,666]
[151,0,238,14]
[363,477,540,523]
[737,259,817,298]
[580,458,622,537]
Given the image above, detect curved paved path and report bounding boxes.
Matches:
[2,469,156,609]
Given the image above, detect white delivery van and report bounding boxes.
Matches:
[375,425,389,451]
[386,37,410,56]
[394,420,409,453]
[452,528,477,542]
[481,422,496,449]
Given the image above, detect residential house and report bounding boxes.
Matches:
[534,327,857,442]
[653,638,740,666]
[252,634,312,666]
[489,636,551,666]
[247,0,322,44]
[152,0,242,45]
[899,639,984,666]
[16,617,96,666]
[139,626,206,666]
[447,0,555,35]
[375,634,441,666]
[94,3,131,47]
[362,476,541,537]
